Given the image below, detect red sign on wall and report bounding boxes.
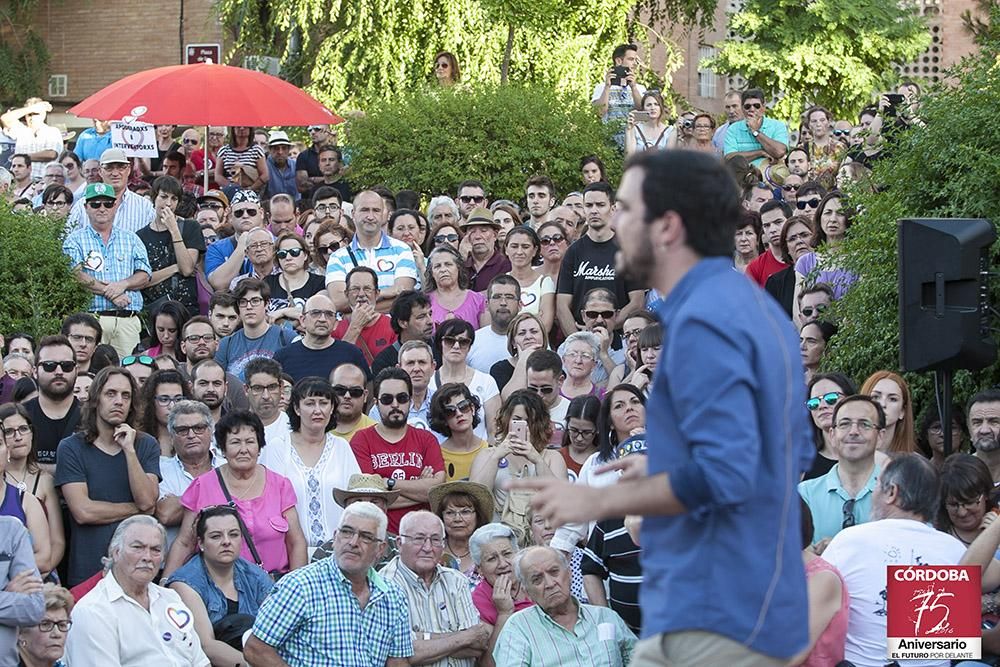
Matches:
[887,565,981,661]
[186,44,221,65]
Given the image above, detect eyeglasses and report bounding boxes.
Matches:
[87,200,115,209]
[584,309,614,320]
[945,495,984,512]
[842,498,856,529]
[332,385,365,398]
[154,394,185,406]
[46,199,70,207]
[378,392,411,406]
[34,620,72,633]
[246,242,272,251]
[238,296,265,308]
[801,305,827,318]
[490,293,518,302]
[564,351,595,361]
[805,392,841,411]
[248,382,280,396]
[929,423,962,435]
[782,185,799,192]
[317,243,340,255]
[314,203,340,213]
[337,526,381,545]
[743,102,763,110]
[2,425,30,439]
[174,423,210,437]
[568,426,596,439]
[443,508,476,519]
[797,199,821,210]
[37,360,77,373]
[442,335,472,349]
[276,247,305,260]
[232,208,259,218]
[834,418,876,433]
[305,309,336,319]
[443,400,475,417]
[787,231,812,244]
[434,234,459,244]
[183,333,216,343]
[527,385,555,395]
[539,234,566,246]
[122,355,155,368]
[400,534,445,547]
[347,286,377,295]
[198,202,223,211]
[458,195,485,204]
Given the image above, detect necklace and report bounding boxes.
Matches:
[446,538,470,558]
[4,469,27,493]
[225,467,259,499]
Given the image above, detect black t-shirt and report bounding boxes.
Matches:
[136,218,206,312]
[272,340,371,384]
[371,341,401,379]
[263,272,327,313]
[295,145,322,178]
[22,397,81,466]
[490,359,515,393]
[149,141,181,173]
[556,234,639,324]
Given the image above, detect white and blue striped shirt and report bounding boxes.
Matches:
[325,233,417,289]
[66,189,155,235]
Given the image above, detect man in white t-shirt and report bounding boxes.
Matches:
[524,350,570,447]
[468,275,521,373]
[822,453,967,667]
[591,44,646,147]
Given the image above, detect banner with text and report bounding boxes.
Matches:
[111,121,157,158]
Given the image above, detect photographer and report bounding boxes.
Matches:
[591,43,646,147]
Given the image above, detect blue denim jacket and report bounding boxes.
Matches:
[164,555,274,624]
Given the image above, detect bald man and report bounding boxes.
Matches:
[273,293,371,382]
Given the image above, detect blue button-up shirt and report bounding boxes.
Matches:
[251,558,413,667]
[641,257,813,658]
[62,223,152,312]
[798,462,880,543]
[723,117,789,168]
[265,156,300,201]
[164,554,274,625]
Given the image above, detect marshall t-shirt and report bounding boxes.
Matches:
[556,234,640,323]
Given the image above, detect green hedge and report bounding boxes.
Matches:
[0,204,91,340]
[345,83,620,201]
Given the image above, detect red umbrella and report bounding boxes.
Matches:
[68,61,341,127]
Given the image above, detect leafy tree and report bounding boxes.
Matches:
[0,1,49,107]
[0,205,91,340]
[822,12,1000,414]
[345,84,619,201]
[706,0,930,121]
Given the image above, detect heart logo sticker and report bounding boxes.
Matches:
[520,292,538,308]
[166,605,192,630]
[376,258,395,272]
[84,251,104,272]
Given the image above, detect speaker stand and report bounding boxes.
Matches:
[935,369,954,456]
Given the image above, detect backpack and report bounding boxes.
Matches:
[500,464,534,545]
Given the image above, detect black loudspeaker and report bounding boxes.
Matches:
[898,218,997,373]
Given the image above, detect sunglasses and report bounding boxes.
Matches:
[87,200,115,209]
[458,195,485,204]
[317,243,341,256]
[233,208,259,218]
[333,385,365,398]
[842,498,856,529]
[801,305,827,318]
[782,185,799,192]
[434,234,459,244]
[805,391,842,411]
[442,335,472,349]
[276,247,305,260]
[38,360,77,373]
[444,399,475,417]
[832,129,851,137]
[797,199,820,210]
[378,392,411,406]
[122,355,156,368]
[540,234,565,246]
[182,138,199,144]
[743,102,763,110]
[174,423,210,437]
[527,385,555,395]
[584,309,614,320]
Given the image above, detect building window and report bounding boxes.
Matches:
[697,47,717,99]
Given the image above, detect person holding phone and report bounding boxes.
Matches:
[624,91,671,155]
[592,43,646,148]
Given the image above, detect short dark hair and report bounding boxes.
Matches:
[181,315,213,338]
[831,394,886,429]
[937,453,994,531]
[36,334,74,359]
[457,179,485,196]
[877,453,940,522]
[11,153,30,167]
[759,199,791,218]
[582,181,615,204]
[163,151,186,169]
[967,388,1000,420]
[429,383,482,437]
[42,184,74,205]
[797,181,826,200]
[312,186,342,206]
[374,366,412,396]
[434,319,475,357]
[195,505,242,541]
[395,190,421,210]
[388,208,427,236]
[61,313,102,339]
[612,43,638,62]
[286,377,338,431]
[209,291,237,311]
[741,88,765,105]
[798,282,834,303]
[318,146,343,162]
[215,409,266,454]
[243,357,281,384]
[151,175,183,200]
[623,150,740,258]
[525,174,555,198]
[859,106,878,122]
[525,349,563,378]
[190,358,226,383]
[389,290,431,336]
[233,278,270,309]
[487,274,521,300]
[346,266,379,290]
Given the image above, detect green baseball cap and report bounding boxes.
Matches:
[84,183,116,201]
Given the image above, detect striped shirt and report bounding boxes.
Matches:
[66,189,156,235]
[251,558,413,667]
[9,123,63,178]
[325,233,417,289]
[62,223,152,312]
[581,518,643,634]
[493,599,636,667]
[379,556,479,667]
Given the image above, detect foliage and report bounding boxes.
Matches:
[706,0,930,122]
[0,204,91,340]
[822,17,1000,415]
[345,84,619,201]
[963,0,1000,45]
[0,1,49,107]
[216,0,693,111]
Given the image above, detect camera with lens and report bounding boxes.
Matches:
[681,118,694,129]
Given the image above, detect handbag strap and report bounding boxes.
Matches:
[214,468,264,567]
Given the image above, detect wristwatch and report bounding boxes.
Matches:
[751,130,760,138]
[386,478,396,490]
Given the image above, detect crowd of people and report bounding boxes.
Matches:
[0,39,993,667]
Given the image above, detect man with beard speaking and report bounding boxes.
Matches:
[511,150,815,666]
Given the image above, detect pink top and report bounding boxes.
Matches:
[472,578,534,625]
[181,466,298,573]
[144,343,164,357]
[802,556,849,667]
[429,290,486,328]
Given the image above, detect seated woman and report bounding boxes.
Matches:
[163,410,308,579]
[560,332,603,400]
[424,245,488,328]
[917,403,969,469]
[559,395,602,482]
[141,300,191,361]
[165,505,274,666]
[429,383,489,481]
[796,498,849,666]
[490,312,548,395]
[936,454,997,549]
[431,320,500,444]
[429,480,493,581]
[624,323,662,396]
[16,582,74,667]
[0,405,52,574]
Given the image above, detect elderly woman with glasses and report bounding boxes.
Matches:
[560,332,603,401]
[164,505,274,666]
[16,583,73,667]
[429,480,493,579]
[469,523,533,665]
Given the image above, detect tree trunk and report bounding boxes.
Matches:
[501,25,515,83]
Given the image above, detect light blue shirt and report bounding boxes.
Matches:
[798,462,880,543]
[723,117,789,168]
[66,189,155,235]
[62,223,152,312]
[325,233,417,289]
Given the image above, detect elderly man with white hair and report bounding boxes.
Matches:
[380,510,490,666]
[64,515,209,666]
[245,501,414,666]
[494,545,636,667]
